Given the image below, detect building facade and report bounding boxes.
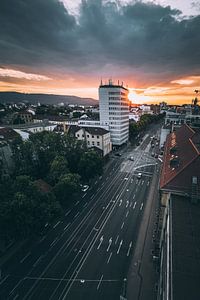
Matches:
[99,80,129,146]
[69,126,112,156]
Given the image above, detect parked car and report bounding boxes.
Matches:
[129,156,134,161]
[137,173,142,179]
[115,153,122,157]
[82,185,89,192]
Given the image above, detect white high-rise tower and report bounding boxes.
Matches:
[99,79,129,146]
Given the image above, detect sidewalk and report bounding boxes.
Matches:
[126,165,160,300]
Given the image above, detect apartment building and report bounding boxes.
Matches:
[99,80,129,146]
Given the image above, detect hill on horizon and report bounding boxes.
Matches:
[0,92,98,106]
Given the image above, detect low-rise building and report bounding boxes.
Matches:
[69,126,112,156]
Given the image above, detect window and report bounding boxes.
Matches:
[88,141,90,145]
[82,134,84,137]
[87,134,89,138]
[77,134,79,137]
[92,141,95,145]
[92,135,94,138]
[97,142,100,146]
[97,136,99,139]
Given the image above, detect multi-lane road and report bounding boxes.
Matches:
[0,125,161,300]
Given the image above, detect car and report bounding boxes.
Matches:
[82,185,89,192]
[137,173,142,179]
[129,156,134,161]
[115,153,122,157]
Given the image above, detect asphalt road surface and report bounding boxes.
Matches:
[0,125,161,300]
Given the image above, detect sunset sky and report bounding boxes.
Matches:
[0,0,200,104]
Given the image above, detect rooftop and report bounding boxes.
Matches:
[171,195,200,300]
[160,124,200,194]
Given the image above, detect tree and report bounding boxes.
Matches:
[49,155,69,184]
[53,173,81,206]
[78,150,103,181]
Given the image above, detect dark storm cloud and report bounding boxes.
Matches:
[0,0,200,79]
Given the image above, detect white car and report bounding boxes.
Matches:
[82,185,89,192]
[137,173,142,179]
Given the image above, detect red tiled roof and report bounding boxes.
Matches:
[160,124,200,192]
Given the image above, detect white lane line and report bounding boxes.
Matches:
[107,238,112,252]
[119,199,122,207]
[97,236,104,250]
[99,176,102,179]
[117,240,123,254]
[121,222,124,229]
[13,294,19,300]
[133,194,135,199]
[101,183,104,186]
[116,194,120,200]
[127,242,132,256]
[39,235,46,243]
[97,188,100,192]
[74,212,80,219]
[50,238,58,247]
[133,201,137,209]
[126,211,129,218]
[107,252,112,264]
[91,194,95,199]
[33,255,43,268]
[20,252,31,264]
[83,202,88,207]
[75,201,79,206]
[106,177,109,180]
[136,180,138,184]
[95,181,97,185]
[53,221,60,229]
[97,275,103,290]
[129,202,132,208]
[147,181,150,186]
[140,203,144,210]
[64,223,70,231]
[141,180,144,185]
[82,193,87,198]
[126,201,129,208]
[115,235,119,245]
[65,210,71,217]
[0,275,9,286]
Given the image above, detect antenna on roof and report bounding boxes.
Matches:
[100,78,103,86]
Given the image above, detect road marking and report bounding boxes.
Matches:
[75,201,79,206]
[64,223,70,231]
[107,252,112,264]
[129,202,132,208]
[83,202,88,207]
[53,221,60,229]
[97,188,100,191]
[126,211,129,218]
[116,194,120,200]
[115,235,119,245]
[95,181,97,185]
[121,222,124,229]
[99,176,102,179]
[106,177,109,180]
[127,242,132,256]
[140,203,144,210]
[119,199,122,206]
[133,194,135,199]
[141,180,144,185]
[133,201,137,209]
[107,238,112,252]
[82,193,87,198]
[0,275,9,286]
[39,235,46,243]
[20,252,31,264]
[117,240,123,254]
[97,236,104,250]
[147,181,150,186]
[50,238,58,247]
[97,275,103,290]
[91,194,95,199]
[13,294,19,300]
[33,255,43,268]
[126,200,129,208]
[74,212,80,219]
[65,210,71,217]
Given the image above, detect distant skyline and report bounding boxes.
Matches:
[0,0,200,104]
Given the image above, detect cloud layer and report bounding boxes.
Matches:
[0,0,200,102]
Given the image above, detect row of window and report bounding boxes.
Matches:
[108,92,127,96]
[109,111,128,115]
[88,141,100,146]
[109,102,128,106]
[77,133,100,139]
